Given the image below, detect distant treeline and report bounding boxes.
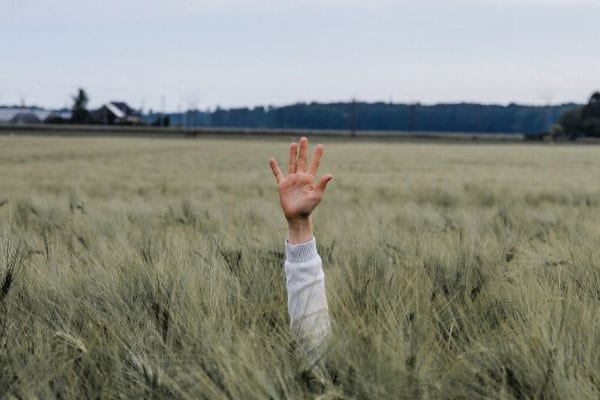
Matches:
[159,102,578,134]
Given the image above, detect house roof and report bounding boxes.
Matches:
[104,103,126,119]
[111,102,132,113]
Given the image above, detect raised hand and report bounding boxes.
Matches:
[269,137,333,244]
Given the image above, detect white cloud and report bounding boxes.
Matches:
[5,0,598,108]
[8,0,599,18]
[472,0,599,4]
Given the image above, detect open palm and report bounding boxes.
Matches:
[269,137,332,222]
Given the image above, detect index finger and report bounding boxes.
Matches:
[287,142,298,175]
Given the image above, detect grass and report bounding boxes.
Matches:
[1,135,599,399]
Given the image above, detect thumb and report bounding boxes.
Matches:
[315,174,333,193]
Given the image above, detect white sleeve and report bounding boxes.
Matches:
[284,237,330,362]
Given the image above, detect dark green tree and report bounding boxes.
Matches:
[580,92,600,137]
[557,106,583,139]
[557,92,600,139]
[70,88,90,124]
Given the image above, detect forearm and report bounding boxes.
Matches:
[271,137,333,362]
[285,237,330,362]
[287,217,313,244]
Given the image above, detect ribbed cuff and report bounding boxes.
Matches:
[285,237,318,263]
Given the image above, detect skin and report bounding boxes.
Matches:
[269,137,333,244]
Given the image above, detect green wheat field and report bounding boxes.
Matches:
[1,135,599,399]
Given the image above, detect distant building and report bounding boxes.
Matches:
[0,107,71,124]
[91,102,141,125]
[10,111,42,124]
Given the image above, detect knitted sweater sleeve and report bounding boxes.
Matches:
[284,237,330,361]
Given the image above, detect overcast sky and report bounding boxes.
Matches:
[2,0,599,111]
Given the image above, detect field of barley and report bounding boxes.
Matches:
[1,135,599,399]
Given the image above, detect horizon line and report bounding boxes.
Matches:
[0,98,586,114]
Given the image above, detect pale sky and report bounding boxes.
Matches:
[2,0,599,111]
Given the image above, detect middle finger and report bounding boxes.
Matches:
[297,137,308,172]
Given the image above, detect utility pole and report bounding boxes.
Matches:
[178,103,183,129]
[409,103,418,132]
[350,98,357,137]
[160,95,166,127]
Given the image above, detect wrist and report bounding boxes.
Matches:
[287,217,313,244]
